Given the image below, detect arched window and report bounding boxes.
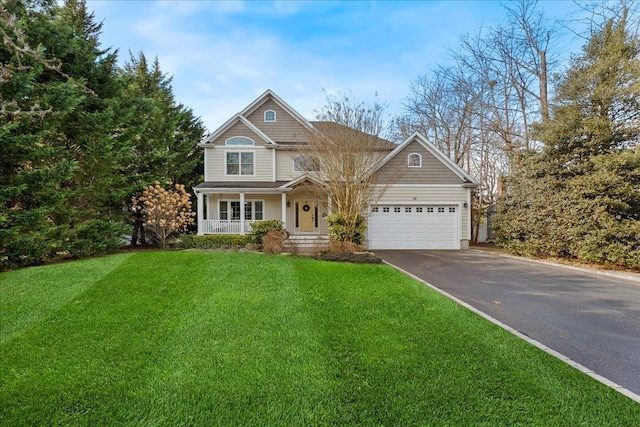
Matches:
[293,155,319,172]
[225,136,254,146]
[264,110,276,122]
[408,153,422,167]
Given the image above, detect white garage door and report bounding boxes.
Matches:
[368,205,459,249]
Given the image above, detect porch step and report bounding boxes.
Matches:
[285,235,330,254]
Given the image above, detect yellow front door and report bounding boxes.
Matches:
[299,201,316,232]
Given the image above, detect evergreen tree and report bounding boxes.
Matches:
[48,0,129,257]
[494,8,640,268]
[1,1,205,268]
[119,53,205,246]
[0,0,88,269]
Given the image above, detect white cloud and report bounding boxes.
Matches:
[90,1,589,134]
[196,82,214,94]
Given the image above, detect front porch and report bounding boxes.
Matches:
[199,220,258,235]
[194,180,329,237]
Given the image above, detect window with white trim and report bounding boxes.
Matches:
[293,155,320,172]
[225,136,254,146]
[226,152,254,175]
[264,110,276,122]
[219,200,264,221]
[408,153,422,167]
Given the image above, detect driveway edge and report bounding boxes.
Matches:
[469,248,640,284]
[383,260,640,404]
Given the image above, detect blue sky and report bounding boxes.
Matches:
[88,0,586,132]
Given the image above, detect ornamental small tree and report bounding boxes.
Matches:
[303,91,396,245]
[132,181,195,248]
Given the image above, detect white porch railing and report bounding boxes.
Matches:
[201,220,255,235]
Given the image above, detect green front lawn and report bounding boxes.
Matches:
[1,251,638,426]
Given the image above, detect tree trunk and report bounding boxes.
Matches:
[130,221,138,247]
[539,50,549,121]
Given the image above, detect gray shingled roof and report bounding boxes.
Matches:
[194,181,289,190]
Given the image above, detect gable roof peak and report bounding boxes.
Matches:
[375,132,479,186]
[199,113,276,146]
[240,89,314,130]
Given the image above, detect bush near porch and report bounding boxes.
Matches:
[179,234,254,249]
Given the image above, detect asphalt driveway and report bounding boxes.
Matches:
[376,249,640,397]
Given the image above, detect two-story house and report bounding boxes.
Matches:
[194,90,479,249]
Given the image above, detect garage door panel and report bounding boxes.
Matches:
[369,205,459,250]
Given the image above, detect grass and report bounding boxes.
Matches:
[1,251,638,426]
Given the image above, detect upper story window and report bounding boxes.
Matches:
[226,152,254,175]
[225,136,254,146]
[264,110,276,122]
[408,153,422,167]
[293,155,320,172]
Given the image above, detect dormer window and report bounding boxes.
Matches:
[408,153,422,167]
[264,110,276,122]
[225,136,254,146]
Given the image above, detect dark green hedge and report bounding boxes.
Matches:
[179,234,255,249]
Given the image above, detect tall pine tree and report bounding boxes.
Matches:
[1,0,88,269]
[1,0,205,268]
[119,53,205,246]
[495,6,640,268]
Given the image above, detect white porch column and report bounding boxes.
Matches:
[197,191,204,235]
[240,192,245,235]
[327,195,332,214]
[281,193,287,227]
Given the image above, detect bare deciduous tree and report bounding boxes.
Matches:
[396,65,478,166]
[302,92,395,243]
[394,0,560,242]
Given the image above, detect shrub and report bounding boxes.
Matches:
[262,230,286,255]
[179,234,254,249]
[250,220,289,243]
[65,220,125,257]
[315,239,379,263]
[132,182,195,248]
[327,240,364,254]
[325,214,366,244]
[317,252,382,264]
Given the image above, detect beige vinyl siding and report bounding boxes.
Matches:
[210,121,269,146]
[205,147,272,181]
[204,121,274,181]
[375,140,462,185]
[275,150,306,181]
[246,99,309,144]
[376,185,471,240]
[379,185,466,202]
[262,194,283,220]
